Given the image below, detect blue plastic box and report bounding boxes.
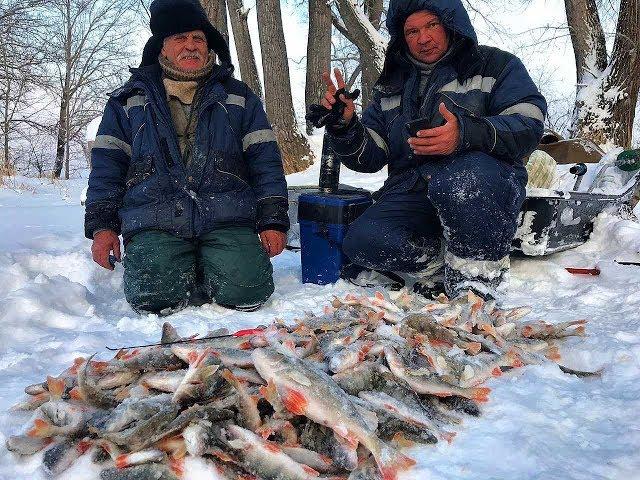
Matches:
[298,190,372,284]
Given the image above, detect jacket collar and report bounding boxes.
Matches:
[112,62,233,102]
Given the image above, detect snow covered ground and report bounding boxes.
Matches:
[1,146,640,479]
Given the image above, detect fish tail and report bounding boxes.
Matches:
[507,350,524,368]
[46,376,66,399]
[573,325,586,336]
[69,357,85,375]
[161,322,180,343]
[471,387,491,402]
[545,345,561,361]
[374,441,416,480]
[27,418,52,438]
[522,325,534,337]
[115,454,131,469]
[440,430,457,444]
[69,386,86,401]
[464,342,482,355]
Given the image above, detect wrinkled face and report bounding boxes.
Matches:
[161,29,208,71]
[404,10,449,64]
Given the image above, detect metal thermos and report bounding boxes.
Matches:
[319,142,340,193]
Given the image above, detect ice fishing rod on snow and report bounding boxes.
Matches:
[105,327,266,351]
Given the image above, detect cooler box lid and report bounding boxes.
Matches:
[298,190,372,225]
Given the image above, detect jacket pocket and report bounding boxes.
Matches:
[125,154,156,189]
[213,149,250,189]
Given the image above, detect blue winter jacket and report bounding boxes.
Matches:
[85,62,289,241]
[327,0,547,178]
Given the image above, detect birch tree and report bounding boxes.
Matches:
[256,0,313,173]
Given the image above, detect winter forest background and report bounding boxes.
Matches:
[0,0,638,180]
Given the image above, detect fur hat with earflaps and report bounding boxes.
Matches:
[140,0,232,67]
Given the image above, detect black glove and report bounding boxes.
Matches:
[306,87,361,129]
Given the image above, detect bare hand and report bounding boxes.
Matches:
[92,230,121,270]
[259,230,286,258]
[320,68,355,124]
[408,103,460,155]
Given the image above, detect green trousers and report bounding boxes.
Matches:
[123,228,274,313]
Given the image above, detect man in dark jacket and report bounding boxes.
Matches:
[85,0,289,313]
[321,0,546,300]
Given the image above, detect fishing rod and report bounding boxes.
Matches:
[105,327,266,351]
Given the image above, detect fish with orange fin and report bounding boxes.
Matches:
[519,320,587,340]
[99,463,179,479]
[5,434,53,455]
[225,424,322,480]
[222,369,262,432]
[42,438,93,476]
[172,348,221,404]
[115,449,167,468]
[384,346,491,402]
[358,390,456,444]
[27,376,92,439]
[252,348,415,480]
[457,350,524,388]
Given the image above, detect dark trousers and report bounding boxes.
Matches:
[123,227,274,313]
[342,151,526,296]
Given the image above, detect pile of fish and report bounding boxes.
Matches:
[6,289,590,480]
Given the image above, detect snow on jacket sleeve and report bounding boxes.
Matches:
[241,88,290,233]
[325,96,390,173]
[84,98,131,239]
[458,56,547,162]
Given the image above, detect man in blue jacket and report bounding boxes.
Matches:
[321,0,546,300]
[85,0,288,313]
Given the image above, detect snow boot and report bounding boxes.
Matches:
[341,263,405,291]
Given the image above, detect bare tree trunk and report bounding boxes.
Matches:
[201,0,228,44]
[1,40,10,173]
[64,119,70,179]
[564,0,607,86]
[2,71,10,173]
[361,0,383,106]
[305,0,332,134]
[227,0,262,98]
[3,130,9,173]
[53,0,71,179]
[364,0,383,30]
[333,0,387,108]
[256,0,313,174]
[53,95,67,178]
[573,0,640,148]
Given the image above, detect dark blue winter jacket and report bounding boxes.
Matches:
[327,0,547,178]
[85,62,289,241]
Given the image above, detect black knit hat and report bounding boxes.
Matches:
[140,0,232,67]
